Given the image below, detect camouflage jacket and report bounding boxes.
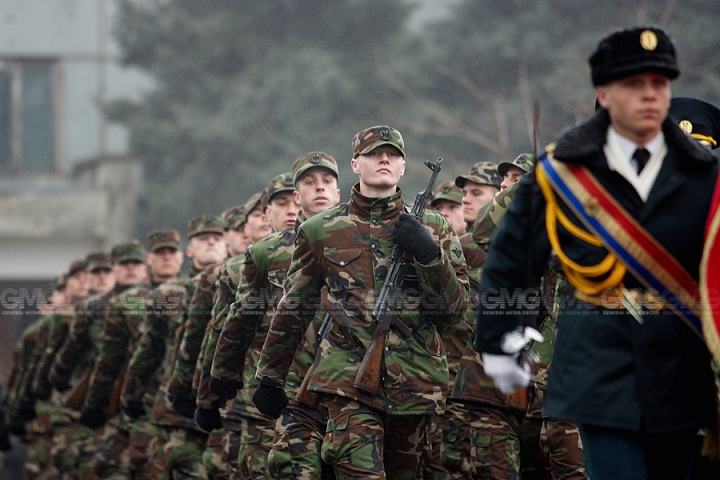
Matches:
[256,185,469,415]
[195,255,244,413]
[122,277,197,428]
[85,284,151,416]
[450,235,512,407]
[166,265,222,403]
[2,317,47,416]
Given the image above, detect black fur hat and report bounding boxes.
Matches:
[588,26,679,86]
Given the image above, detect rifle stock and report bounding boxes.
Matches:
[294,367,320,408]
[353,324,388,394]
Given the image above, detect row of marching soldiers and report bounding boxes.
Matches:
[2,106,720,479]
[0,127,585,479]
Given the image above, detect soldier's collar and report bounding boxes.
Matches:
[350,183,404,218]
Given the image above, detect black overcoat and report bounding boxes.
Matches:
[475,110,719,433]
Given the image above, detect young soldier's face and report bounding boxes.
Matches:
[461,181,498,225]
[186,233,227,268]
[66,270,90,298]
[294,168,340,217]
[597,72,670,144]
[433,200,466,234]
[266,191,300,232]
[245,208,272,244]
[113,260,148,286]
[501,166,525,190]
[89,268,115,293]
[352,145,405,196]
[146,247,184,281]
[224,225,249,257]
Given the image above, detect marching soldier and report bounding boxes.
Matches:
[455,162,501,233]
[253,126,469,478]
[475,26,719,480]
[211,153,341,479]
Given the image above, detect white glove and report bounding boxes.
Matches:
[482,352,532,395]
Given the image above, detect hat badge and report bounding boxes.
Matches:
[284,175,293,186]
[379,128,391,141]
[310,153,321,164]
[640,30,658,51]
[442,184,451,194]
[679,120,693,135]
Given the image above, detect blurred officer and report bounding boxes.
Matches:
[475,26,719,480]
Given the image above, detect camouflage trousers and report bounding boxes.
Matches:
[127,421,168,480]
[92,423,131,479]
[539,419,587,480]
[49,421,81,479]
[24,412,56,480]
[202,430,229,480]
[463,401,524,479]
[162,426,209,479]
[267,398,334,480]
[322,395,430,480]
[423,399,467,479]
[232,415,275,479]
[67,421,100,480]
[521,416,552,480]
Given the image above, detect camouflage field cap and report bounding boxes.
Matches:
[670,97,720,150]
[111,241,146,264]
[430,181,463,207]
[266,172,295,202]
[146,229,182,252]
[292,152,339,184]
[352,125,405,158]
[67,259,87,277]
[55,273,68,291]
[222,205,247,231]
[455,161,502,189]
[244,191,266,214]
[498,153,535,176]
[187,215,224,239]
[85,251,112,272]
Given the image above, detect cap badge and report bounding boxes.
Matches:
[284,175,293,186]
[379,128,391,141]
[640,30,658,51]
[442,184,451,194]
[310,153,321,164]
[679,120,693,135]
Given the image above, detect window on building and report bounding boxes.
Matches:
[0,59,58,173]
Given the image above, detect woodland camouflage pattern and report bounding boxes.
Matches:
[256,184,469,415]
[472,181,518,250]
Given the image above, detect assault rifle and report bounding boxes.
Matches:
[354,158,443,395]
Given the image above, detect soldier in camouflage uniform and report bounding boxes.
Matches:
[21,259,89,480]
[253,126,469,479]
[49,247,142,479]
[120,217,227,479]
[197,173,298,479]
[76,242,150,479]
[429,181,466,235]
[212,153,341,480]
[472,158,588,480]
[35,252,116,479]
[499,153,535,191]
[455,162,502,233]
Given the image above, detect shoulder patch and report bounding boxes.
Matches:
[448,241,465,266]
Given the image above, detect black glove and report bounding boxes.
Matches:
[194,406,222,432]
[252,378,288,419]
[16,401,37,422]
[170,395,197,419]
[209,376,243,400]
[79,407,107,429]
[0,412,12,452]
[34,379,52,401]
[391,213,440,264]
[121,401,145,420]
